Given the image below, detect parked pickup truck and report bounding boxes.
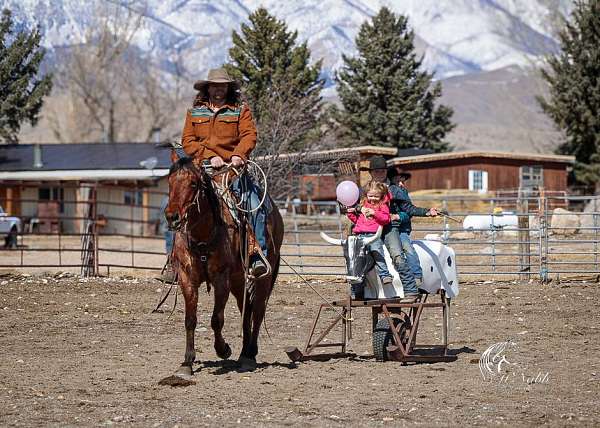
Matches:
[0,205,21,248]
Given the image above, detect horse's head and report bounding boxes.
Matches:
[320,227,382,285]
[165,157,206,231]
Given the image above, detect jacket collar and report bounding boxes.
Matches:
[197,101,239,112]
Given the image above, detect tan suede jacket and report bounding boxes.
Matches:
[181,101,257,161]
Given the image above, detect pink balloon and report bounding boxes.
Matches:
[336,180,360,206]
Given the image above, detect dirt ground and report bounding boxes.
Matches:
[0,272,599,427]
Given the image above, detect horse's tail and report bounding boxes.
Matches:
[261,255,281,344]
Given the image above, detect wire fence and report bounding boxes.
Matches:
[2,184,600,282]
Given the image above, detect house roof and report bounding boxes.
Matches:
[388,150,575,166]
[255,145,400,164]
[0,143,172,171]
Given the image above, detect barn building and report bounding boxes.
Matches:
[387,151,575,194]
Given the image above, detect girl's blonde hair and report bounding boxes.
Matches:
[362,180,388,204]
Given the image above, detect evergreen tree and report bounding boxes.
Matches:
[537,0,600,185]
[335,7,454,151]
[225,7,324,155]
[0,9,52,144]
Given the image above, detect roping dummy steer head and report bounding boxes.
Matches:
[320,227,383,286]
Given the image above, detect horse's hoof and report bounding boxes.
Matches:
[216,343,232,360]
[175,364,193,378]
[237,356,257,372]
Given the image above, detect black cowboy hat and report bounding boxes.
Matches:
[359,155,388,171]
[193,68,240,91]
[387,166,412,180]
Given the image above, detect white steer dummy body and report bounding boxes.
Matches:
[365,240,459,300]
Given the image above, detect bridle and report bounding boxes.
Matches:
[169,160,210,233]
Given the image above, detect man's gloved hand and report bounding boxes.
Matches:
[427,207,439,217]
[210,156,225,168]
[231,155,244,168]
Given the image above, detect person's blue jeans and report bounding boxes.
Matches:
[399,232,422,279]
[231,174,268,256]
[164,230,174,255]
[383,227,418,294]
[359,234,391,280]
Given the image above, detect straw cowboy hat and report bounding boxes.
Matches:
[193,68,240,91]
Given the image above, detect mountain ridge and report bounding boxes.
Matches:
[1,0,572,152]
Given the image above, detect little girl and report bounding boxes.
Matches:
[346,181,393,285]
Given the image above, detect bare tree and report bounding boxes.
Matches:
[49,1,190,143]
[250,84,344,201]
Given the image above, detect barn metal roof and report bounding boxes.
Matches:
[0,143,172,172]
[389,151,575,165]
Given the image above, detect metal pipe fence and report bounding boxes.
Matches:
[2,185,600,282]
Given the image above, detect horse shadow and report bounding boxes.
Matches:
[195,359,298,375]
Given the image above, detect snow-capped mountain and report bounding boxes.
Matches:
[2,0,573,83]
[3,0,573,152]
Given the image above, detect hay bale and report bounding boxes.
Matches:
[550,208,580,235]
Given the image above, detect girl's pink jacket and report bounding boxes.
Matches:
[347,193,391,234]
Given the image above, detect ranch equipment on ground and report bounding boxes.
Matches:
[285,291,456,363]
[285,228,458,363]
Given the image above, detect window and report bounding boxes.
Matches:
[468,170,488,193]
[124,190,143,206]
[520,166,543,189]
[38,187,64,212]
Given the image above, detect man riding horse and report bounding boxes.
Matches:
[159,69,283,379]
[181,67,269,276]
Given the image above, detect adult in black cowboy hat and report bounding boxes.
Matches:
[386,166,438,293]
[366,157,438,299]
[361,155,389,182]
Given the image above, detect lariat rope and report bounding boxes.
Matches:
[279,257,352,322]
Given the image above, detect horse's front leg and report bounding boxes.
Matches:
[211,270,232,359]
[175,271,198,378]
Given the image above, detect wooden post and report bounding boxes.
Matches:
[142,189,150,236]
[6,187,13,214]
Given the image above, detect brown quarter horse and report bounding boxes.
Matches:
[164,156,284,376]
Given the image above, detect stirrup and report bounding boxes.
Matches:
[249,249,271,280]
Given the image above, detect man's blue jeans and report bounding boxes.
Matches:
[231,174,268,256]
[399,232,422,279]
[383,227,418,294]
[165,230,174,255]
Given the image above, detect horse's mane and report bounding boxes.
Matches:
[169,156,194,176]
[169,156,224,226]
